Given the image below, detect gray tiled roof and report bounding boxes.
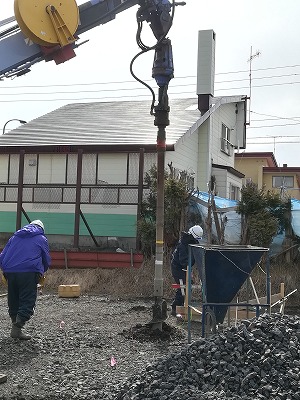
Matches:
[0,98,202,148]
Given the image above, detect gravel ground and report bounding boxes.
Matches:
[0,293,189,399]
[1,293,300,400]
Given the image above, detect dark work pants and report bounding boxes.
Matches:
[5,272,39,323]
[171,264,186,308]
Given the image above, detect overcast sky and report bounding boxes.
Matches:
[1,0,300,167]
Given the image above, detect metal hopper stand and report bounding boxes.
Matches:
[186,244,270,342]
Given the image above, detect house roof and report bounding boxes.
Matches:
[0,95,246,152]
[235,152,278,167]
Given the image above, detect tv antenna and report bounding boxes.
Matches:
[247,46,261,124]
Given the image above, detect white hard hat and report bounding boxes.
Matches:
[30,220,44,231]
[188,225,203,240]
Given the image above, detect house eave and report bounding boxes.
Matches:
[0,143,175,154]
[235,152,278,167]
[180,95,247,139]
[212,163,245,178]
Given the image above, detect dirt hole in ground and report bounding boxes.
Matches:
[127,305,148,312]
[119,322,184,342]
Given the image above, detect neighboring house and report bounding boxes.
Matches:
[235,152,300,200]
[0,30,247,250]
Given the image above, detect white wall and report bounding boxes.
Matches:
[212,167,227,197]
[212,166,242,198]
[210,102,239,167]
[166,101,244,194]
[81,203,137,215]
[166,127,198,182]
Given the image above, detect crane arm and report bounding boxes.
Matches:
[77,0,138,35]
[0,0,138,80]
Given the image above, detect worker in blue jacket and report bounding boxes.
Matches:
[171,225,203,316]
[0,220,51,340]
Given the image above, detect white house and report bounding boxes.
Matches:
[0,30,247,251]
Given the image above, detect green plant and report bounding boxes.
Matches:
[237,182,290,247]
[137,164,192,256]
[137,219,156,257]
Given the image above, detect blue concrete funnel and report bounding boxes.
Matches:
[191,244,269,324]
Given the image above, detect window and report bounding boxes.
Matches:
[230,184,240,200]
[98,153,127,184]
[221,124,231,155]
[82,154,97,185]
[39,154,66,184]
[272,176,294,188]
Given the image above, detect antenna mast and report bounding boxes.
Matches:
[248,46,261,124]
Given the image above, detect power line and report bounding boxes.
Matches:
[1,64,300,90]
[251,118,300,122]
[1,79,300,103]
[2,71,300,89]
[1,63,300,121]
[0,78,151,90]
[247,139,300,146]
[0,91,196,103]
[248,122,300,128]
[250,111,300,122]
[247,135,300,139]
[0,83,196,96]
[216,80,300,91]
[1,79,300,101]
[215,64,300,75]
[216,72,300,85]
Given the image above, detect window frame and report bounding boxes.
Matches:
[272,176,294,189]
[221,124,232,155]
[230,183,240,200]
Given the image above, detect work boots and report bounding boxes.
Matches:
[10,316,31,340]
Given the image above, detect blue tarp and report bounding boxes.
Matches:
[191,191,300,253]
[191,191,238,209]
[291,199,300,237]
[191,191,241,245]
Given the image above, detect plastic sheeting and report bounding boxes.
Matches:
[191,191,300,253]
[191,191,238,209]
[190,191,241,245]
[292,199,300,237]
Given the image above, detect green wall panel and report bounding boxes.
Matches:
[0,212,16,233]
[0,211,137,237]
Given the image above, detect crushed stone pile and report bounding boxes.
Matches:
[115,313,300,400]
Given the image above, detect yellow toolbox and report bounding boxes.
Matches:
[58,284,81,298]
